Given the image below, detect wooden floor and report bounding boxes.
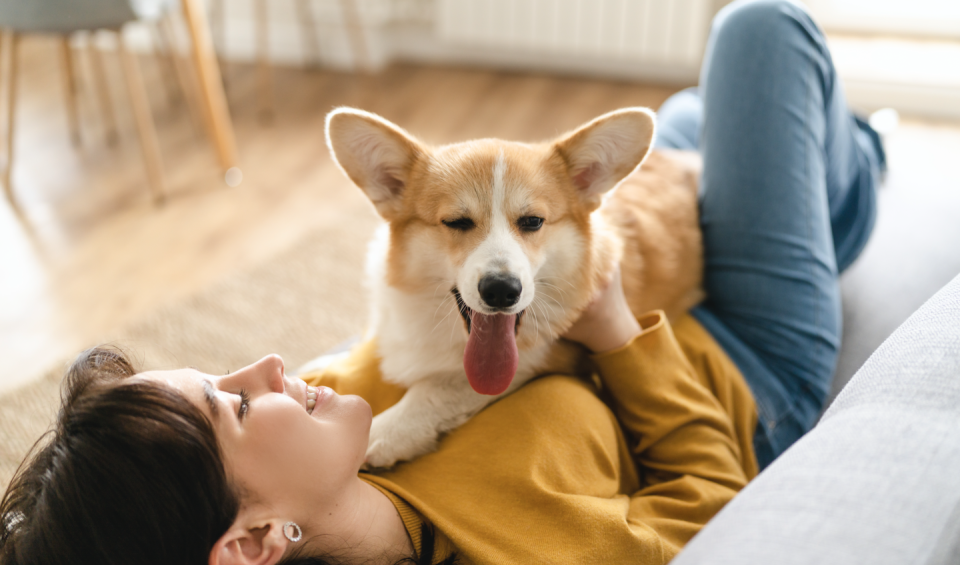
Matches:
[0,36,683,392]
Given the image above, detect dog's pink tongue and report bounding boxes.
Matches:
[464,312,518,395]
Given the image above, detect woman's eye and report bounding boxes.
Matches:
[517,216,544,232]
[442,218,475,231]
[237,389,251,421]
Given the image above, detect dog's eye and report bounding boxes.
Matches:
[517,216,544,232]
[442,218,475,231]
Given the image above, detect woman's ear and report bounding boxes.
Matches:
[325,107,427,222]
[209,514,290,565]
[552,107,656,210]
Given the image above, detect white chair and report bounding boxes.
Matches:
[0,0,176,204]
[209,0,369,121]
[0,0,240,206]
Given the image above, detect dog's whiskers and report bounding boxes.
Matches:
[536,281,566,294]
[432,279,452,297]
[535,275,575,289]
[443,308,459,347]
[535,285,566,310]
[528,298,541,345]
[431,309,453,335]
[431,296,458,335]
[440,309,462,348]
[431,292,454,321]
[535,279,572,303]
[532,296,558,346]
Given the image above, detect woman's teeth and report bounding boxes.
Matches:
[306,386,318,414]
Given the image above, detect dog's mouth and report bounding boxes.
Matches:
[451,288,524,334]
[452,288,523,396]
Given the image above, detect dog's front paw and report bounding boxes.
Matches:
[364,437,404,469]
[365,415,438,468]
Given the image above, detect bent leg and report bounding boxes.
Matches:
[689,0,882,467]
[655,87,702,151]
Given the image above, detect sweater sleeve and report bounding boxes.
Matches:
[590,310,750,552]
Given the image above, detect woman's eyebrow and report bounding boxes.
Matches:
[201,378,220,422]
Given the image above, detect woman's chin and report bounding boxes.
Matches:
[349,396,374,469]
[343,394,373,427]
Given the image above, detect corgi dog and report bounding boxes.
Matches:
[325,106,703,468]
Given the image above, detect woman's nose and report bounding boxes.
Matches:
[224,354,285,394]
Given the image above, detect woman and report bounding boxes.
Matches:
[0,1,885,564]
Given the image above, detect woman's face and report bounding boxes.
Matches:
[135,355,372,519]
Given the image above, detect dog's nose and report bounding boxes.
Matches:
[478,275,522,309]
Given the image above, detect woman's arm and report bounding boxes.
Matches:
[564,269,749,550]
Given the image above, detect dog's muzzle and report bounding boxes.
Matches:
[452,288,523,334]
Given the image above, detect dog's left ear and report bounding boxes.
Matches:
[552,107,656,209]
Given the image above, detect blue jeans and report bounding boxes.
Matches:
[654,0,885,469]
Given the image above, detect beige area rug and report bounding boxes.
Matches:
[0,219,381,489]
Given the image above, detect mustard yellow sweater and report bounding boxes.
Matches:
[300,312,758,564]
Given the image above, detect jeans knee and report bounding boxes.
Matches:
[706,0,831,91]
[712,0,820,52]
[655,88,703,150]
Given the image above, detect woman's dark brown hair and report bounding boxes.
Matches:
[0,346,240,565]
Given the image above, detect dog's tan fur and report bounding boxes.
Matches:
[326,107,702,467]
[610,149,704,320]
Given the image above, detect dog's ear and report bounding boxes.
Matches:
[552,108,656,210]
[325,108,426,220]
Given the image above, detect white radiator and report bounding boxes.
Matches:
[437,0,713,68]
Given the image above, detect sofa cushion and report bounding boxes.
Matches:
[672,272,960,565]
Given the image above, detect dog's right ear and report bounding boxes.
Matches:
[325,108,425,220]
[552,107,656,211]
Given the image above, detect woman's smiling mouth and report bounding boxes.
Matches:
[306,385,331,415]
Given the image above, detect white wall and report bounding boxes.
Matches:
[193,0,711,84]
[807,0,960,39]
[156,0,958,119]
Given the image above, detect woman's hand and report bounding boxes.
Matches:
[562,266,642,354]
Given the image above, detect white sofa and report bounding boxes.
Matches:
[673,272,960,564]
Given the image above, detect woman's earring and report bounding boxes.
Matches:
[283,521,302,543]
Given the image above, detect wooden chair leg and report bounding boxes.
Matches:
[297,0,321,69]
[180,0,239,176]
[117,32,166,203]
[87,33,119,145]
[0,29,5,163]
[209,0,228,87]
[256,0,273,122]
[59,36,82,146]
[150,22,181,107]
[159,15,210,140]
[3,33,20,203]
[340,0,370,72]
